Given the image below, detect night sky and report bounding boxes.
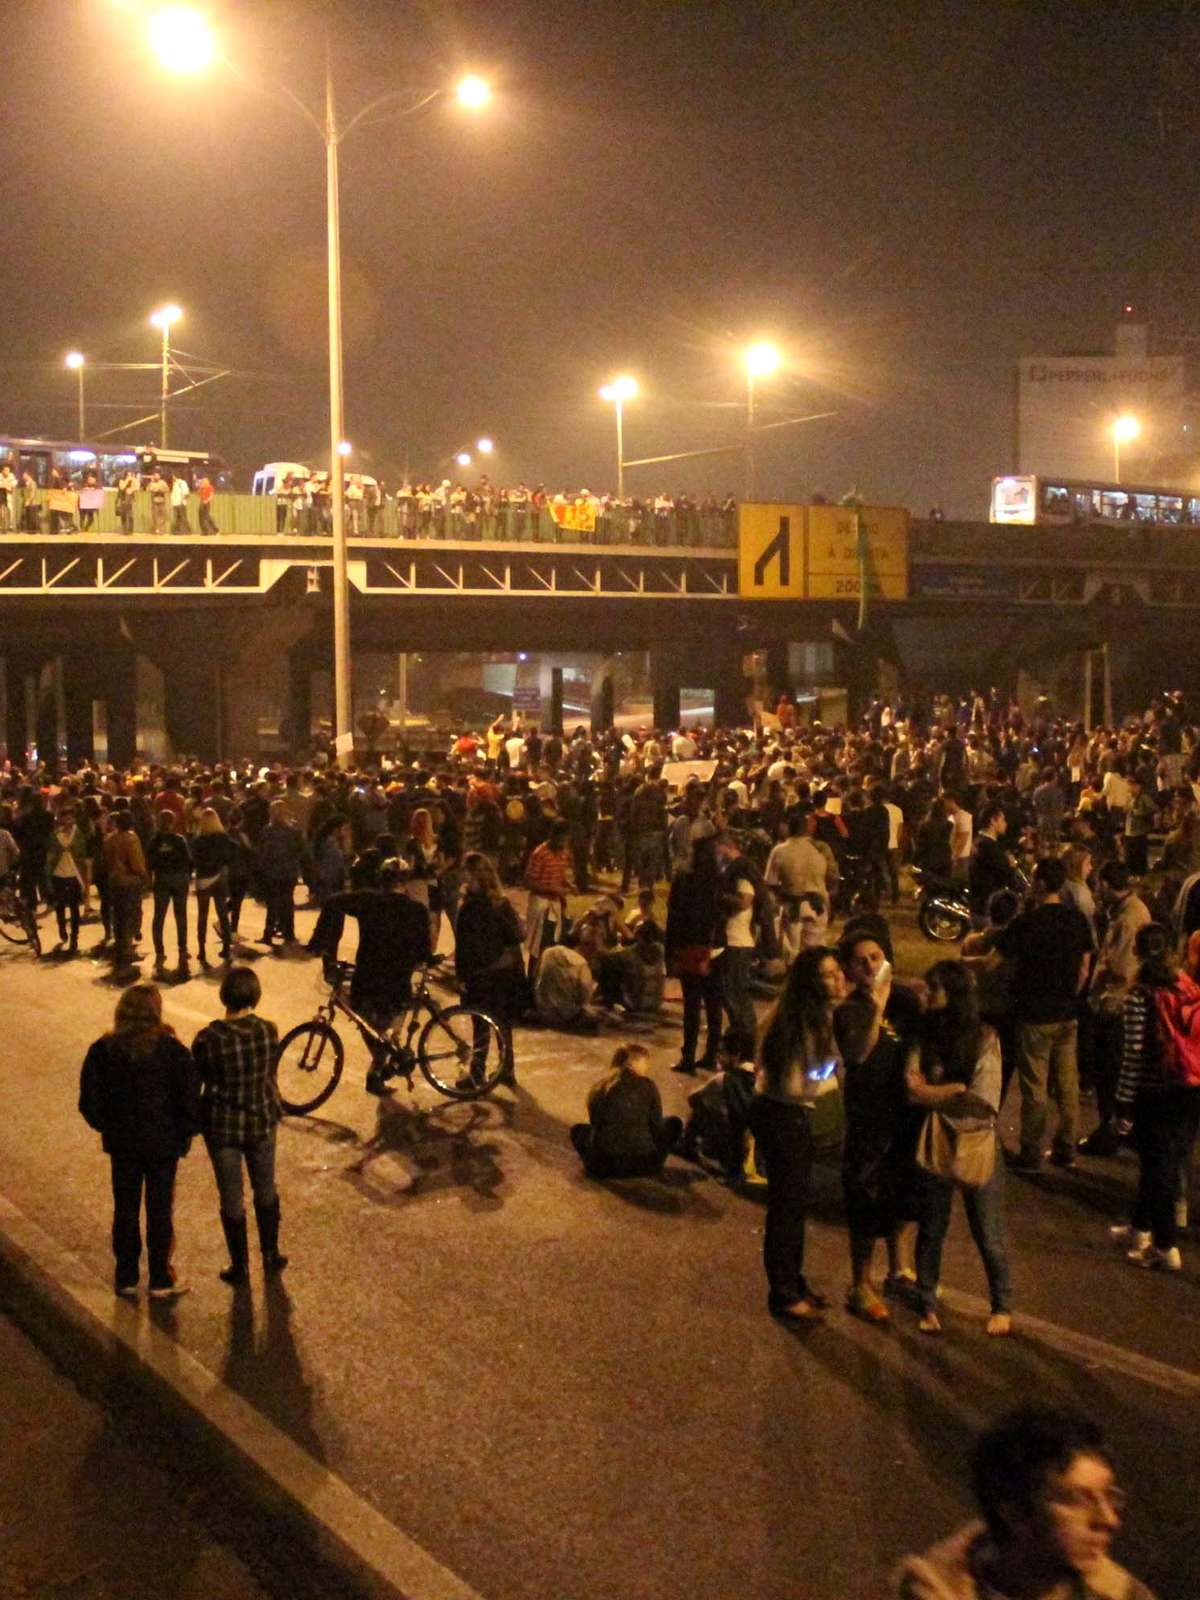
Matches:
[2,0,1194,515]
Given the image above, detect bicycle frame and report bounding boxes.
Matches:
[321,969,443,1075]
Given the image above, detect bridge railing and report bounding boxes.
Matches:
[10,492,738,549]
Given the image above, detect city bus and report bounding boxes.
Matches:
[991,473,1200,528]
[0,435,231,488]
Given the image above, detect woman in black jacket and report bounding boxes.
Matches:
[455,851,524,1083]
[192,807,236,965]
[665,834,723,1074]
[79,983,200,1299]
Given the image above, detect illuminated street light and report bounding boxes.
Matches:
[599,375,638,495]
[456,451,473,468]
[743,342,781,498]
[476,437,494,455]
[1112,413,1140,483]
[337,440,353,457]
[456,75,491,109]
[149,303,183,447]
[145,19,489,751]
[148,6,216,74]
[64,352,86,436]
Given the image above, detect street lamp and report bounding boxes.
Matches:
[476,437,494,455]
[743,341,780,499]
[148,8,490,749]
[64,351,85,436]
[455,450,473,468]
[337,440,353,457]
[149,303,183,447]
[599,375,638,496]
[1112,414,1139,483]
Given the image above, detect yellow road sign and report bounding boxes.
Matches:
[738,502,909,600]
[737,503,806,598]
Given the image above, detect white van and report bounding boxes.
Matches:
[252,462,311,497]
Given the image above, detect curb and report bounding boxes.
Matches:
[0,1191,484,1600]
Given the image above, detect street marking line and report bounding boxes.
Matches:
[0,1191,485,1600]
[939,1286,1200,1398]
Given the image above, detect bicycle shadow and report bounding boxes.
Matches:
[343,1096,509,1212]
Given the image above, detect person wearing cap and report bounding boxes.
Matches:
[308,857,433,1094]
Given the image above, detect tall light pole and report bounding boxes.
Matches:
[64,351,85,436]
[1112,413,1139,484]
[148,7,490,749]
[149,303,182,447]
[743,341,780,500]
[599,376,638,496]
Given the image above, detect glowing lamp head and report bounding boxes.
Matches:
[150,303,183,330]
[337,440,353,457]
[600,375,638,404]
[65,351,85,370]
[745,341,781,379]
[149,7,216,74]
[476,437,494,455]
[1113,414,1140,444]
[456,451,472,468]
[456,75,490,110]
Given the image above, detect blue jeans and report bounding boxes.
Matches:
[915,1159,1012,1314]
[205,1129,277,1222]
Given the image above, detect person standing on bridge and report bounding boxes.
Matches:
[169,472,191,534]
[115,465,137,534]
[147,469,169,535]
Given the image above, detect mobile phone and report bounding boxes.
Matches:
[873,958,892,991]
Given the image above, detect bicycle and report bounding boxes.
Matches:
[275,958,509,1115]
[0,880,41,957]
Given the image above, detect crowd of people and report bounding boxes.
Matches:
[2,687,1198,1330]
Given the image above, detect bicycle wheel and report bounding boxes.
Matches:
[275,1021,345,1115]
[418,1004,507,1100]
[0,908,33,949]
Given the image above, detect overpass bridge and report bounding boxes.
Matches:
[1,517,1194,764]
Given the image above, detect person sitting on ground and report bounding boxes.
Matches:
[570,1043,682,1179]
[893,1405,1156,1599]
[533,936,599,1030]
[681,1025,765,1186]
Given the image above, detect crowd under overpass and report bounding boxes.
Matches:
[1,517,1196,764]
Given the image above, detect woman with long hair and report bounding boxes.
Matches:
[570,1043,682,1179]
[906,959,1012,1336]
[665,833,723,1074]
[749,946,845,1321]
[455,851,523,1082]
[192,806,235,965]
[1110,923,1200,1273]
[79,983,199,1298]
[405,805,443,946]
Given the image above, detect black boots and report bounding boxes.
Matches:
[253,1199,289,1274]
[218,1213,250,1285]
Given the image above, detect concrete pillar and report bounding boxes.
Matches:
[651,651,681,732]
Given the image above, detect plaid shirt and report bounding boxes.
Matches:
[193,1015,280,1145]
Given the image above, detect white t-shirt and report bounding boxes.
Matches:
[672,733,697,760]
[505,736,525,768]
[724,876,756,948]
[951,807,973,862]
[884,801,904,850]
[170,478,189,506]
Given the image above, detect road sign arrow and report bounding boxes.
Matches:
[753,514,790,587]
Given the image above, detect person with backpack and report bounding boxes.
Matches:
[1109,923,1200,1272]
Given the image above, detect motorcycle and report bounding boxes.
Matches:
[912,868,972,943]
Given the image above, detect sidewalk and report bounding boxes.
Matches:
[0,1308,270,1600]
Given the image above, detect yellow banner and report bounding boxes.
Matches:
[549,500,597,534]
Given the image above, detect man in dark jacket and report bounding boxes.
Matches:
[256,801,308,945]
[146,810,193,973]
[308,859,433,1093]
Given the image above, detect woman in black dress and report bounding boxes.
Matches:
[834,923,923,1324]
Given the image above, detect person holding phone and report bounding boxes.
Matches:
[835,920,924,1323]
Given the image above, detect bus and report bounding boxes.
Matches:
[0,435,231,489]
[991,473,1200,528]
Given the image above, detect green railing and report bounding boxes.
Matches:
[8,492,738,548]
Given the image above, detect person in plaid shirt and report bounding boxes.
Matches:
[193,966,287,1287]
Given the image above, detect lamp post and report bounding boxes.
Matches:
[743,341,780,500]
[148,8,490,749]
[64,351,85,436]
[599,376,638,496]
[1112,414,1139,484]
[149,303,182,447]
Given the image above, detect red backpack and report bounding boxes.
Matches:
[1150,973,1200,1088]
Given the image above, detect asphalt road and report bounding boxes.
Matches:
[0,888,1196,1600]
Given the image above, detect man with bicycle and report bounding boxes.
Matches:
[308,858,433,1095]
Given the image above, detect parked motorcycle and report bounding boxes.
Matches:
[913,863,1031,944]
